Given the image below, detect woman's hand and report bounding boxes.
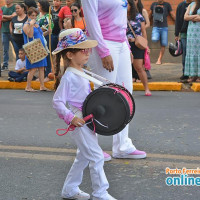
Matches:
[101,55,114,72]
[29,19,36,26]
[130,53,134,64]
[128,37,135,43]
[147,46,150,54]
[192,15,200,22]
[71,116,85,127]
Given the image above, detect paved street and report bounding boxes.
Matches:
[0,90,200,200]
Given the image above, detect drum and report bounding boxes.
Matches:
[82,83,135,136]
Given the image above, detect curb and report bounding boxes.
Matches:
[0,81,55,90]
[191,83,200,92]
[0,81,199,92]
[133,82,182,91]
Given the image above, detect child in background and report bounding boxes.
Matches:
[52,28,117,200]
[8,48,28,82]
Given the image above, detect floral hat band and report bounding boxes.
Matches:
[52,28,98,55]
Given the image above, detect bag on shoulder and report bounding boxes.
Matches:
[153,5,164,22]
[128,21,148,50]
[23,36,48,64]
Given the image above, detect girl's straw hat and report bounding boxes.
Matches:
[52,28,98,55]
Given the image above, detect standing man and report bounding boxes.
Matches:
[149,0,175,65]
[1,0,16,71]
[51,0,62,51]
[175,0,193,81]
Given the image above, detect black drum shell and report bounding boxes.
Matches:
[82,84,135,136]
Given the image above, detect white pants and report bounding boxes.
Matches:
[88,40,136,156]
[62,106,109,199]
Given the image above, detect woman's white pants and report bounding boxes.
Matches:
[88,40,136,157]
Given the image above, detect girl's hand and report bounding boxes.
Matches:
[71,116,85,127]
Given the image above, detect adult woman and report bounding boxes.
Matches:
[23,7,48,92]
[83,0,146,160]
[37,0,54,82]
[127,0,151,96]
[65,2,86,31]
[10,3,28,59]
[133,0,152,80]
[184,0,200,82]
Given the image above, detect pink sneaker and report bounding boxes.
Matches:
[103,151,112,162]
[113,149,146,159]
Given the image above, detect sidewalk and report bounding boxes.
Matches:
[0,62,200,92]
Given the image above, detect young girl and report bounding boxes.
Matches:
[52,28,117,200]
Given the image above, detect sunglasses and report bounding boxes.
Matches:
[71,9,78,13]
[80,49,92,55]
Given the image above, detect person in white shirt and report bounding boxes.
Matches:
[8,48,28,82]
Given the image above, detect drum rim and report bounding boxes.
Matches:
[104,83,135,123]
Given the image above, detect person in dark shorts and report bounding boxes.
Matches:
[127,0,151,96]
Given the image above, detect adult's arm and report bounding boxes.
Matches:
[59,17,63,30]
[175,4,181,38]
[141,21,147,40]
[9,21,13,34]
[142,9,150,28]
[23,20,35,38]
[2,12,16,22]
[82,0,110,58]
[184,5,197,21]
[58,7,65,30]
[170,11,176,21]
[82,0,114,71]
[66,19,72,29]
[193,15,200,22]
[149,3,154,22]
[168,3,175,21]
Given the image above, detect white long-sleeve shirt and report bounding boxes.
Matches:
[53,70,91,125]
[82,0,128,58]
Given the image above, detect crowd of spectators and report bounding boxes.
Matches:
[0,0,200,84]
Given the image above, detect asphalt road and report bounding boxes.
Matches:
[0,90,200,200]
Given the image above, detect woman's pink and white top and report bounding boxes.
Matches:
[82,0,128,58]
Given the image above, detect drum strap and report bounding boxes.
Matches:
[66,67,103,86]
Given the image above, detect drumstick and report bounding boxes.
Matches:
[83,68,111,84]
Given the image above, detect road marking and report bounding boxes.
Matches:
[0,151,199,168]
[0,145,200,161]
